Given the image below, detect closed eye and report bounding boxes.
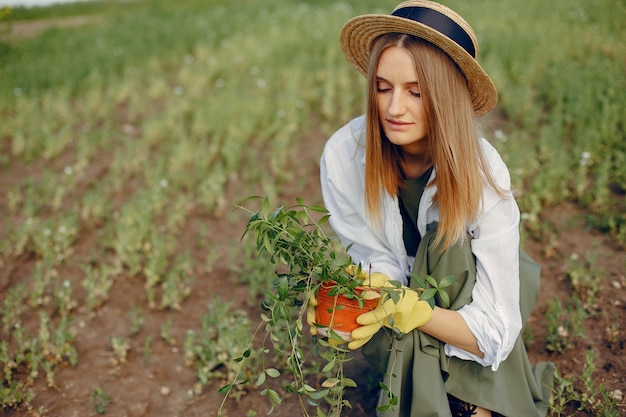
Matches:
[376,78,392,93]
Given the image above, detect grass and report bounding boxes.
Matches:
[0,0,624,415]
[445,0,626,245]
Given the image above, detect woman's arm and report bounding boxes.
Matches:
[320,118,410,283]
[420,307,484,358]
[440,140,522,370]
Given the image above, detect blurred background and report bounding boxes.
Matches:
[0,0,92,6]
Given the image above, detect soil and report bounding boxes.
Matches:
[1,123,624,417]
[0,15,102,42]
[1,17,625,417]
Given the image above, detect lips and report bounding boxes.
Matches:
[386,118,412,130]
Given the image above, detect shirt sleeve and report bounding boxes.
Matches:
[319,122,408,283]
[444,142,523,371]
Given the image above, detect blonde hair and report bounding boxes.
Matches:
[364,33,502,250]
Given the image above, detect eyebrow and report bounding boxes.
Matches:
[376,76,420,87]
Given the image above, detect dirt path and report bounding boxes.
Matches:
[0,15,102,41]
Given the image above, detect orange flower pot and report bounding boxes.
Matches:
[316,282,379,341]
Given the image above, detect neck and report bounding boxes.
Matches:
[400,142,432,179]
[400,154,432,180]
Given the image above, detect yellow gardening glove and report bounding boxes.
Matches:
[345,265,394,288]
[306,291,318,336]
[361,271,394,288]
[348,287,433,350]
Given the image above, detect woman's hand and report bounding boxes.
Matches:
[348,287,433,349]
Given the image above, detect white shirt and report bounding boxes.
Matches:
[319,115,522,371]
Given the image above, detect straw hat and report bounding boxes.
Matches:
[340,0,498,116]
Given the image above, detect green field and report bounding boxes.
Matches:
[1,0,624,416]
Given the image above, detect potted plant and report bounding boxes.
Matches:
[218,197,451,416]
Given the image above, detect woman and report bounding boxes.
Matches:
[317,1,554,416]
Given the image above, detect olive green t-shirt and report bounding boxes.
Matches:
[398,167,433,257]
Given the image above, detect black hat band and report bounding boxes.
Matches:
[392,6,476,58]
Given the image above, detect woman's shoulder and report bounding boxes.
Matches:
[324,115,366,154]
[479,138,511,190]
[479,138,505,164]
[321,116,367,181]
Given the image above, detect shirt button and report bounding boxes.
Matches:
[494,303,503,313]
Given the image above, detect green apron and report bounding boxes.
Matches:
[360,177,555,417]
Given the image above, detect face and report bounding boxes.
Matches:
[376,46,428,155]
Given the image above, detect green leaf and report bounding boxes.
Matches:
[318,214,331,225]
[343,377,358,388]
[411,276,426,289]
[272,206,285,220]
[217,383,232,394]
[261,197,270,217]
[438,290,451,308]
[256,372,266,386]
[277,303,289,321]
[310,205,329,214]
[322,358,336,373]
[277,276,289,301]
[389,280,402,288]
[262,237,274,255]
[265,368,280,378]
[439,274,455,288]
[322,378,340,388]
[267,388,281,405]
[420,288,437,301]
[424,275,438,287]
[302,384,316,392]
[309,389,330,400]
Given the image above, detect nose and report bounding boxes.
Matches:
[387,90,405,116]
